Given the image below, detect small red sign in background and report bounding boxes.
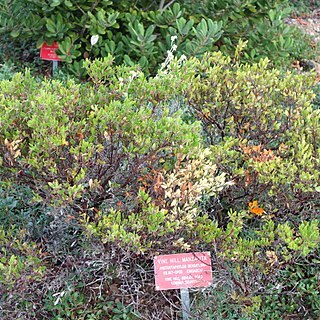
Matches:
[154,252,212,290]
[40,42,61,61]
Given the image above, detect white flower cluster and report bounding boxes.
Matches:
[159,35,179,72]
[158,35,188,75]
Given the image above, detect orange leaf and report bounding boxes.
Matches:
[250,207,265,215]
[249,200,265,215]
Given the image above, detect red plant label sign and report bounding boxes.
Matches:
[154,252,212,290]
[40,42,61,61]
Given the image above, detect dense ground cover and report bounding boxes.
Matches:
[0,0,320,319]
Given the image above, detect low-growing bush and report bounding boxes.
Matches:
[182,48,320,223]
[0,58,201,211]
[1,51,319,318]
[0,225,46,319]
[0,184,50,240]
[43,289,140,320]
[255,244,320,319]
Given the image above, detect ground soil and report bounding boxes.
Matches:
[287,8,320,64]
[286,9,320,43]
[285,9,320,74]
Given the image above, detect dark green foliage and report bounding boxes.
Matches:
[289,0,320,14]
[44,290,140,320]
[0,0,316,77]
[181,0,315,66]
[0,185,47,230]
[0,33,47,75]
[0,1,223,75]
[256,246,320,319]
[0,62,16,80]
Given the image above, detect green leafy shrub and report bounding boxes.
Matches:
[0,58,201,210]
[0,0,315,76]
[0,226,45,288]
[182,49,320,222]
[0,225,46,319]
[187,225,319,319]
[255,244,320,319]
[0,1,222,75]
[181,0,315,66]
[43,289,140,320]
[1,51,320,319]
[80,52,320,316]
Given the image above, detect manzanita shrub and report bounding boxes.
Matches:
[84,53,319,318]
[1,52,319,318]
[0,59,202,212]
[182,47,320,223]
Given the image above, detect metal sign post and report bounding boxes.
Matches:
[52,61,58,76]
[180,288,191,320]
